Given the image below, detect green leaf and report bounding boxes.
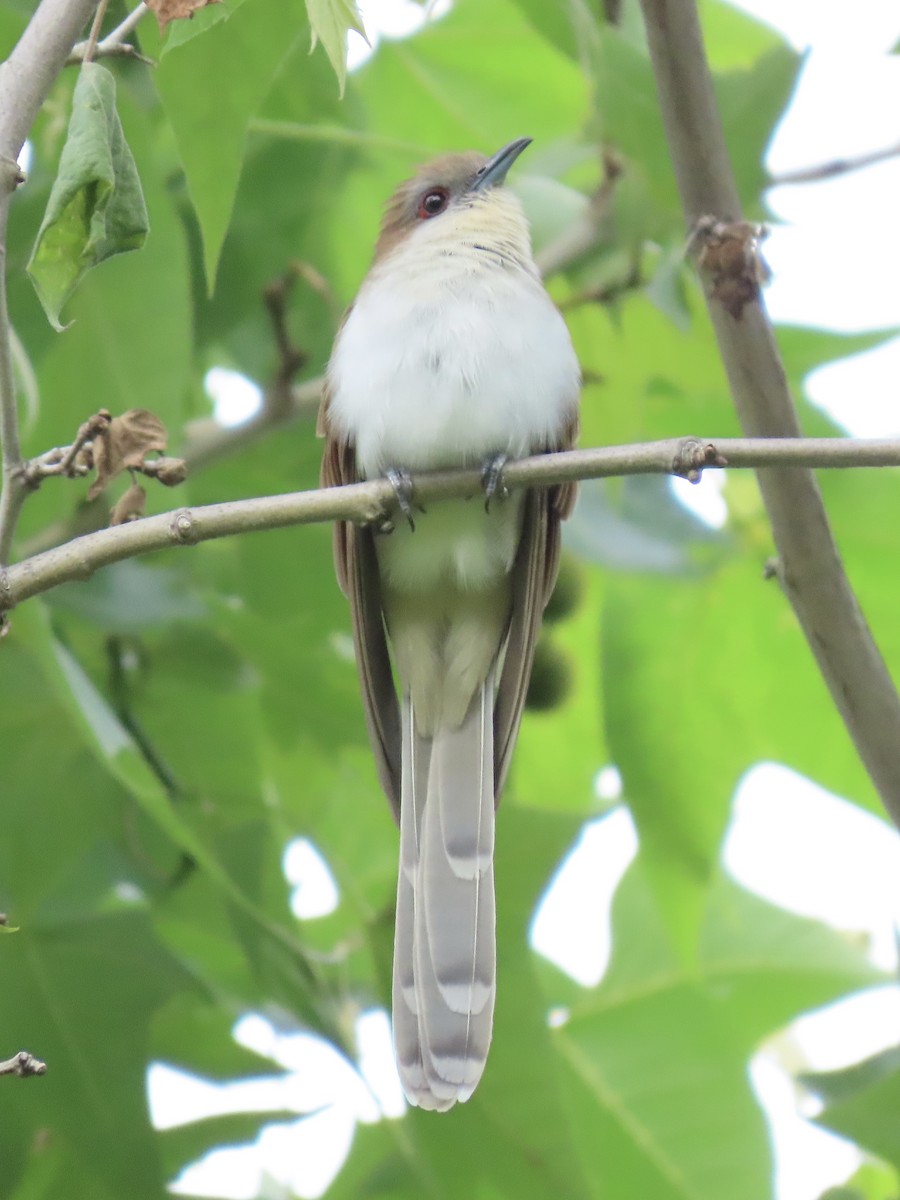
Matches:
[505,0,603,60]
[306,0,366,95]
[838,1161,900,1200]
[699,0,788,69]
[805,1046,900,1172]
[567,476,727,574]
[12,603,331,1036]
[0,912,188,1200]
[716,46,800,218]
[602,551,879,956]
[48,561,206,631]
[352,0,587,161]
[555,863,881,1200]
[27,63,148,330]
[145,0,308,290]
[0,621,191,1199]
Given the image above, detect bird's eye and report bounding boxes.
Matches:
[417,188,450,219]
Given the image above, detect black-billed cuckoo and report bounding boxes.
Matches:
[319,138,580,1110]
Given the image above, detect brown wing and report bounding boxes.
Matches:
[493,409,579,799]
[319,386,403,819]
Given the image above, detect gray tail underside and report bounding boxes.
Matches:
[392,675,496,1110]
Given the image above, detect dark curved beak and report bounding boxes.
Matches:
[470,137,532,192]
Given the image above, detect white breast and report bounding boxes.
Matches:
[327,223,579,480]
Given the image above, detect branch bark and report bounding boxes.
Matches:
[0,0,99,564]
[639,0,900,829]
[5,436,900,615]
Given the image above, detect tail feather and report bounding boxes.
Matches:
[392,679,496,1109]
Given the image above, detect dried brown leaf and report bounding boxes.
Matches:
[109,481,146,526]
[146,0,221,32]
[692,217,771,320]
[88,408,168,500]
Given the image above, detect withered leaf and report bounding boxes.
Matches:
[109,481,146,526]
[88,408,167,500]
[693,218,770,320]
[146,0,221,32]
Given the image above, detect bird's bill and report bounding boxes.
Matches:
[470,137,532,192]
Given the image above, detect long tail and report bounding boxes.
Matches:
[392,676,496,1110]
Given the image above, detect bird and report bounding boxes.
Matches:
[318,137,581,1110]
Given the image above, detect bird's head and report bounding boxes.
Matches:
[372,137,535,270]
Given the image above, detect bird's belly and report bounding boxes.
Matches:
[328,270,578,478]
[377,494,523,594]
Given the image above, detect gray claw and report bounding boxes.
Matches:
[386,467,418,531]
[481,453,509,512]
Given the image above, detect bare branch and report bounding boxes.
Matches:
[0,1051,47,1078]
[639,0,900,830]
[5,437,900,616]
[770,139,900,186]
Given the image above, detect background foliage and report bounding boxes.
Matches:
[0,0,898,1196]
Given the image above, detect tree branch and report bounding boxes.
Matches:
[0,0,98,152]
[5,436,900,616]
[639,0,900,830]
[770,139,900,186]
[0,0,100,565]
[0,1051,47,1077]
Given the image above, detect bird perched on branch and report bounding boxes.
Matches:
[319,138,580,1110]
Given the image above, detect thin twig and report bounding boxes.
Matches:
[0,1051,47,1077]
[639,0,900,831]
[261,267,311,419]
[80,0,109,64]
[68,1,152,64]
[5,436,900,615]
[770,139,900,186]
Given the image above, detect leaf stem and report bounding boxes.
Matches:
[81,0,110,64]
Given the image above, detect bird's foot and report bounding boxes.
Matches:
[481,453,509,512]
[384,467,419,532]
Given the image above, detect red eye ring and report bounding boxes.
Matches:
[417,188,450,220]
